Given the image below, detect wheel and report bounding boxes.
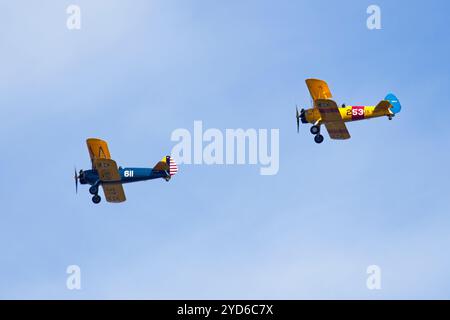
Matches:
[310,125,320,135]
[314,134,324,144]
[89,185,98,195]
[92,195,101,204]
[164,176,171,182]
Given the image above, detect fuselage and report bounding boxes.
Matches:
[79,167,167,186]
[303,105,391,124]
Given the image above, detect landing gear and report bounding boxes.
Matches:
[310,125,324,144]
[388,115,393,120]
[314,134,324,144]
[164,176,171,182]
[310,125,320,135]
[89,185,99,195]
[92,194,101,204]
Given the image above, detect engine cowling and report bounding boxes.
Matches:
[300,108,308,124]
[79,170,87,184]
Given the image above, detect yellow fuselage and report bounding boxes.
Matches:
[304,106,391,125]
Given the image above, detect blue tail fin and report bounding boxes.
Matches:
[385,93,401,114]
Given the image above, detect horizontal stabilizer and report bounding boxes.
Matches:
[153,156,178,176]
[374,100,392,114]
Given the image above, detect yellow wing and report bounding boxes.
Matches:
[316,99,351,140]
[324,122,351,140]
[93,158,126,203]
[94,159,121,181]
[305,79,333,101]
[86,138,111,167]
[102,183,126,203]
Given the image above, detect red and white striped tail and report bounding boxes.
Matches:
[168,156,178,176]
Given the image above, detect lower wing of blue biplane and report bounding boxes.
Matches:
[94,158,126,203]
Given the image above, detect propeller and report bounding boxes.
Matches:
[296,106,300,133]
[74,167,79,194]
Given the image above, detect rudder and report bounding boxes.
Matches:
[385,93,401,114]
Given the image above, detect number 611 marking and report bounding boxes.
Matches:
[124,170,134,178]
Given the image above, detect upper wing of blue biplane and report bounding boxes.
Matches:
[86,138,111,168]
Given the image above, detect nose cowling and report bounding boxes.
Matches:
[300,108,308,123]
[79,170,87,184]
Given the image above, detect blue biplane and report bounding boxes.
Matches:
[75,138,178,204]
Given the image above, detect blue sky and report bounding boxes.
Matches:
[1,0,450,299]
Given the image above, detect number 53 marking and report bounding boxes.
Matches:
[347,106,365,119]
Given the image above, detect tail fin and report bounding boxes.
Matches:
[385,93,401,114]
[167,156,178,176]
[153,156,178,176]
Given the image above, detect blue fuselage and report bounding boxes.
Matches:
[80,167,168,186]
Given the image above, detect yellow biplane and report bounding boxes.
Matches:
[296,79,401,143]
[74,138,177,204]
